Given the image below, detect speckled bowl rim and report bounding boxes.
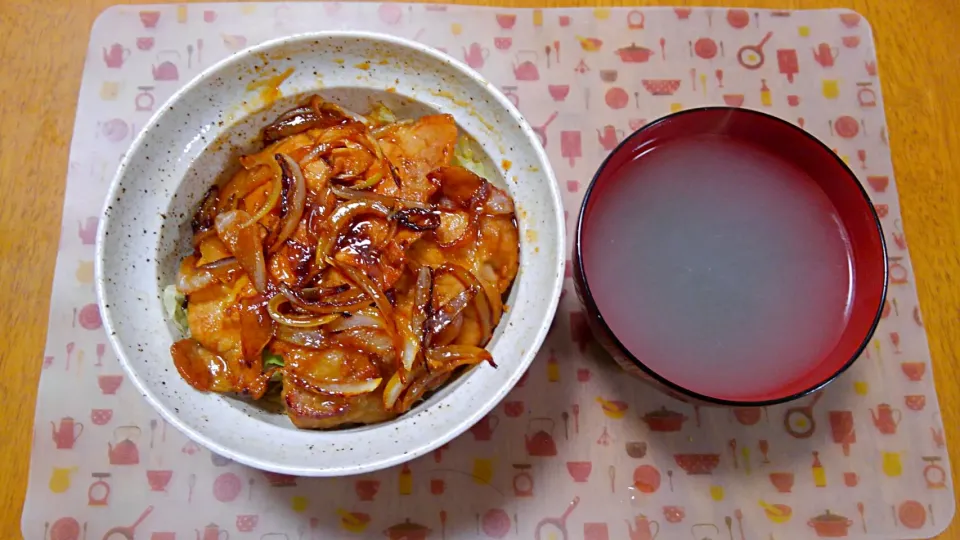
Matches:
[95,31,564,476]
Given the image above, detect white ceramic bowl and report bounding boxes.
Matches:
[96,32,563,476]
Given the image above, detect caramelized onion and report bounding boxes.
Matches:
[245,161,284,226]
[483,186,515,215]
[394,208,441,231]
[332,327,394,357]
[397,372,452,413]
[171,338,235,392]
[400,266,432,374]
[438,264,494,345]
[267,294,340,328]
[177,256,240,294]
[315,200,391,266]
[239,295,275,364]
[288,372,383,396]
[279,283,370,314]
[382,371,407,410]
[425,286,476,344]
[426,345,496,371]
[275,325,326,348]
[268,154,307,252]
[325,309,386,332]
[331,185,427,209]
[328,258,398,344]
[192,186,220,232]
[215,210,268,292]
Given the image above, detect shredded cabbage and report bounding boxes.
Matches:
[368,103,397,125]
[452,136,489,178]
[162,285,189,335]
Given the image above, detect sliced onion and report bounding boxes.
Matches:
[239,295,275,364]
[244,161,284,227]
[397,371,452,413]
[279,283,370,314]
[288,372,382,396]
[431,312,463,347]
[483,186,515,215]
[394,208,441,231]
[192,186,220,233]
[439,264,494,345]
[325,308,386,332]
[425,287,476,343]
[177,256,241,294]
[265,154,307,253]
[263,106,317,143]
[170,338,234,392]
[401,266,432,373]
[267,294,340,328]
[328,258,398,343]
[382,371,407,410]
[331,185,427,209]
[426,345,496,371]
[215,209,268,292]
[315,200,391,266]
[332,327,394,357]
[275,325,326,348]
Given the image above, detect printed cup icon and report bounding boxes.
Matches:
[504,401,524,418]
[901,362,926,381]
[236,514,259,532]
[98,375,124,395]
[494,37,512,51]
[905,395,926,411]
[663,506,685,523]
[867,175,889,193]
[355,479,379,501]
[577,369,591,382]
[566,461,593,482]
[496,14,517,29]
[430,478,445,495]
[843,472,859,487]
[769,472,795,493]
[91,409,113,426]
[137,37,155,51]
[139,10,160,27]
[203,10,217,22]
[146,470,172,491]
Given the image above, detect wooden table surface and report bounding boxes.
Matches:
[2,0,959,536]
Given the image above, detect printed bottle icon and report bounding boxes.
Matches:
[547,350,560,382]
[399,464,413,495]
[760,79,772,107]
[812,451,827,487]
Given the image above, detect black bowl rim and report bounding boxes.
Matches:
[574,106,889,407]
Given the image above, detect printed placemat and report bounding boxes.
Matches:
[23,4,953,539]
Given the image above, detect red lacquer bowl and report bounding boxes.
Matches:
[573,107,887,406]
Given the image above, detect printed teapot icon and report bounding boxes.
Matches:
[103,44,129,68]
[52,416,84,449]
[108,425,141,465]
[525,418,558,456]
[153,51,181,81]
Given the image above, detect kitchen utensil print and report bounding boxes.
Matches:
[534,496,579,540]
[737,32,773,69]
[102,506,153,540]
[783,392,823,438]
[560,131,582,166]
[532,111,558,147]
[776,49,798,82]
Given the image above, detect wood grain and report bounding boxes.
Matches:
[2,0,959,536]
